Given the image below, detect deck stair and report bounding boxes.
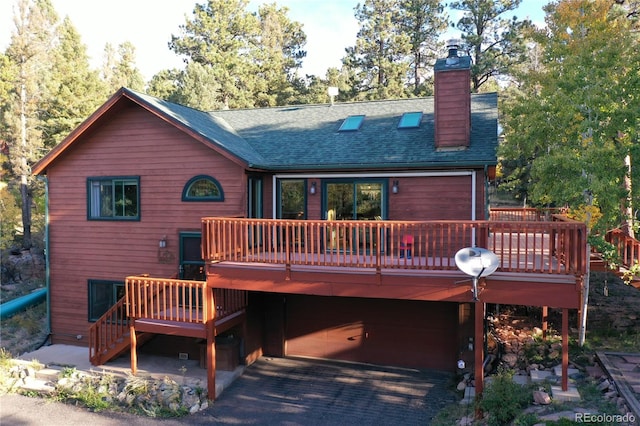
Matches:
[89,277,248,366]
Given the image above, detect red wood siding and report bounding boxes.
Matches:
[46,102,246,345]
[306,179,322,220]
[284,295,458,370]
[388,175,479,220]
[434,69,471,148]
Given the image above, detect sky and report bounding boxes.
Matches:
[0,0,549,81]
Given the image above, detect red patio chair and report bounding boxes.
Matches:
[400,235,414,259]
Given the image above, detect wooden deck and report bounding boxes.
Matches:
[201,216,586,308]
[201,217,586,276]
[89,277,248,366]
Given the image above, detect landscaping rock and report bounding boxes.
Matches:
[533,390,551,405]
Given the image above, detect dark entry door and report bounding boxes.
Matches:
[179,232,204,280]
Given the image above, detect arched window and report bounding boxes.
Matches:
[182,175,224,201]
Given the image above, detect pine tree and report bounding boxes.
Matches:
[398,0,447,96]
[41,16,108,147]
[102,41,145,93]
[343,0,412,100]
[168,0,259,109]
[1,0,58,249]
[252,3,307,107]
[450,0,532,92]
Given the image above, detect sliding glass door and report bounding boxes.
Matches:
[325,180,386,253]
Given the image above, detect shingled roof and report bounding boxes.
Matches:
[34,87,498,175]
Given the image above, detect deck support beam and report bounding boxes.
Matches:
[474,301,484,396]
[206,285,216,400]
[130,323,138,375]
[562,307,569,391]
[542,306,548,340]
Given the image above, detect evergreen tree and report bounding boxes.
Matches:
[102,41,145,92]
[41,16,108,148]
[450,0,532,92]
[399,0,447,96]
[1,0,58,249]
[252,2,307,106]
[343,0,412,100]
[146,68,183,102]
[168,0,259,109]
[174,62,224,110]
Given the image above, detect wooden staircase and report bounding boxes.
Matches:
[89,296,130,366]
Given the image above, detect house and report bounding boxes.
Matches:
[32,45,587,400]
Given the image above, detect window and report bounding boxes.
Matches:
[88,280,125,321]
[182,175,224,201]
[278,179,306,219]
[88,177,139,220]
[398,112,423,129]
[338,115,365,131]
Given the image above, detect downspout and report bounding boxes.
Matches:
[37,175,52,344]
[484,165,490,220]
[272,175,277,219]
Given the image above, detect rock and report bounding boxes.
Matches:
[457,380,467,391]
[533,390,552,405]
[457,415,475,426]
[596,379,610,391]
[503,353,518,368]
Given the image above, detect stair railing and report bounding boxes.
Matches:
[88,295,129,365]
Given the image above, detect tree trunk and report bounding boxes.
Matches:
[20,179,32,250]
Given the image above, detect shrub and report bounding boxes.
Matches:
[478,368,531,426]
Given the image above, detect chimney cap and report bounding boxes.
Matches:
[446,39,461,64]
[434,39,470,71]
[446,38,461,51]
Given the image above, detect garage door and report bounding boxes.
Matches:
[285,295,458,371]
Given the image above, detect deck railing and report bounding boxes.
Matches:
[125,276,248,324]
[605,229,640,270]
[201,218,587,276]
[489,207,568,222]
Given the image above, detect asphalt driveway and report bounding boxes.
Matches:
[1,357,459,425]
[193,356,458,425]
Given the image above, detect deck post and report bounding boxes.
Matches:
[562,308,569,391]
[474,301,484,396]
[130,323,137,375]
[206,285,216,400]
[542,306,548,340]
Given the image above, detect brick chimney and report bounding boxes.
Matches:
[434,40,471,149]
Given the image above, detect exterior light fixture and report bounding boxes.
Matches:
[159,236,167,248]
[392,180,399,194]
[309,181,317,195]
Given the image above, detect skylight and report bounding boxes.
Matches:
[398,112,423,129]
[339,115,365,131]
